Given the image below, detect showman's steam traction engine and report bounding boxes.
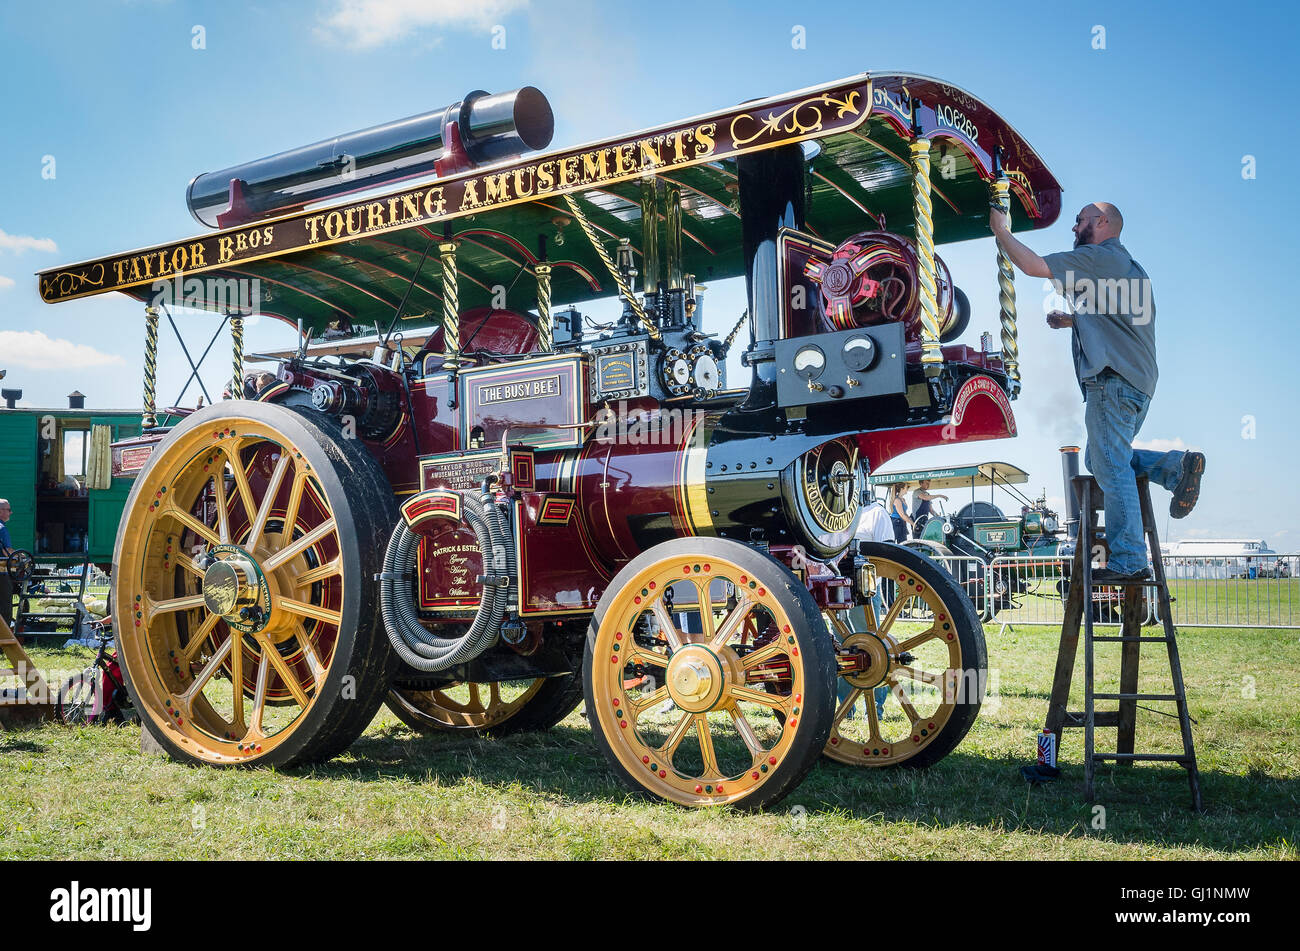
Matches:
[38,73,1062,808]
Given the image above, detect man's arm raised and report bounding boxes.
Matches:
[989,208,1052,279]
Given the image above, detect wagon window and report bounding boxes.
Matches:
[63,429,88,479]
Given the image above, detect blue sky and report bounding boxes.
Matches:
[1,0,1296,546]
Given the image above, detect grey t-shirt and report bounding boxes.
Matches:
[1043,237,1157,398]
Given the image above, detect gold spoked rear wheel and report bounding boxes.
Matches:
[115,404,395,766]
[824,542,986,768]
[584,538,836,809]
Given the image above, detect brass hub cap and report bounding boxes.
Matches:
[202,557,257,617]
[665,645,726,713]
[841,631,890,689]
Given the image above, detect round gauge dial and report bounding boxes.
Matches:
[792,345,826,379]
[842,335,876,371]
[692,352,719,392]
[660,348,692,396]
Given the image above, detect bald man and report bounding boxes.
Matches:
[989,203,1205,583]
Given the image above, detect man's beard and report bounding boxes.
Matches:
[1074,223,1095,247]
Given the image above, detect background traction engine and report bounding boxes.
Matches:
[70,73,1059,809]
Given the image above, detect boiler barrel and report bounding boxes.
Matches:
[186,86,554,228]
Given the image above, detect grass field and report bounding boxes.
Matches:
[1,622,1296,860]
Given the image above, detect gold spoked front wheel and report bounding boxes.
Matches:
[115,404,396,767]
[824,542,987,768]
[584,538,836,809]
[388,680,547,731]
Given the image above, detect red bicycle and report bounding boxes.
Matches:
[56,620,134,725]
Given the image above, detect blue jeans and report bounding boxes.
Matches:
[1083,370,1185,574]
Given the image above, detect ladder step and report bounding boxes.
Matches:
[1093,753,1190,763]
[1082,579,1161,588]
[1093,693,1180,701]
[1091,636,1170,643]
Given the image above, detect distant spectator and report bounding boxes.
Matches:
[887,483,912,542]
[911,479,948,536]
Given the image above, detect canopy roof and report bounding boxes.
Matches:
[869,461,1029,490]
[38,72,1062,339]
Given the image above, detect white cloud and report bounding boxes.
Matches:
[0,229,58,254]
[0,275,14,290]
[1132,436,1188,453]
[316,0,527,48]
[0,330,125,370]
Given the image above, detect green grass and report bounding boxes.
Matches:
[1,624,1296,860]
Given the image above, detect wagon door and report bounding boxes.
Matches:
[0,413,38,552]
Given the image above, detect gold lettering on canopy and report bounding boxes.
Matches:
[37,79,874,304]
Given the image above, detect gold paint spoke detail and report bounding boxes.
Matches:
[625,643,668,668]
[694,715,722,778]
[627,685,668,718]
[277,596,343,627]
[709,593,754,650]
[894,665,943,689]
[211,468,231,544]
[262,518,337,572]
[179,613,222,663]
[875,591,909,636]
[739,641,784,671]
[729,684,790,711]
[258,636,311,708]
[833,687,863,726]
[177,636,233,714]
[294,557,341,589]
[224,440,258,528]
[281,468,309,539]
[246,451,293,553]
[657,711,694,762]
[158,504,221,549]
[146,592,207,622]
[729,707,765,761]
[893,627,939,654]
[172,552,205,580]
[650,600,685,652]
[892,680,922,724]
[248,654,270,738]
[299,635,327,690]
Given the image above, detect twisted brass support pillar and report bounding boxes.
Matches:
[142,304,159,428]
[439,240,460,371]
[230,313,244,397]
[562,193,660,339]
[535,263,553,353]
[991,177,1021,394]
[909,137,943,378]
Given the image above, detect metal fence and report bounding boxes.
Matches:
[931,553,1300,629]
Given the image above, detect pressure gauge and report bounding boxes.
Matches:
[792,345,826,379]
[842,334,876,371]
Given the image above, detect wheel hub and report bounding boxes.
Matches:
[841,631,891,689]
[202,556,258,617]
[665,645,727,713]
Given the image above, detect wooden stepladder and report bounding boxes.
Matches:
[0,614,55,725]
[1044,475,1202,811]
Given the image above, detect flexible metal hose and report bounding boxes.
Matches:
[380,488,511,672]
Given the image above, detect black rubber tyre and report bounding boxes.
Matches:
[115,401,399,769]
[583,537,838,810]
[854,541,987,769]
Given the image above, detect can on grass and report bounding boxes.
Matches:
[1037,728,1057,767]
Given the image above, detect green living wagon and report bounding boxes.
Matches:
[0,389,155,567]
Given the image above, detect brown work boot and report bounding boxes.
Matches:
[1170,451,1206,519]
